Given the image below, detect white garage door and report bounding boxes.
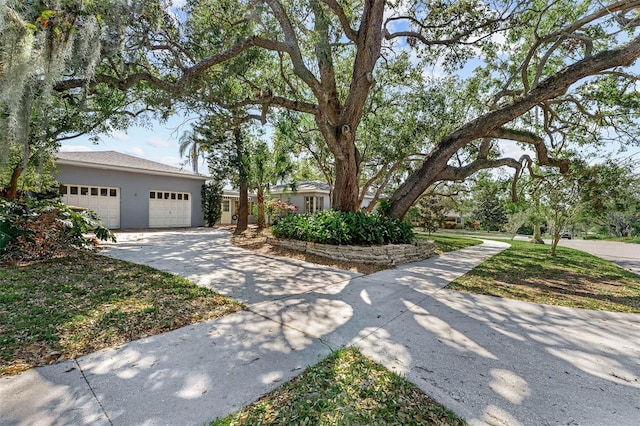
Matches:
[60,184,120,229]
[149,191,191,228]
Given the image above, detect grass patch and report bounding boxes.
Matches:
[212,347,465,426]
[0,251,243,375]
[448,240,640,313]
[417,232,482,254]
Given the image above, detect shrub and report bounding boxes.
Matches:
[583,234,602,240]
[271,210,414,245]
[201,181,223,226]
[1,197,116,262]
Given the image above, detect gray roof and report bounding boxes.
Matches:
[56,151,207,180]
[271,180,331,193]
[271,180,375,198]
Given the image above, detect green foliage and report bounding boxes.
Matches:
[415,195,446,235]
[0,147,58,196]
[0,197,115,261]
[375,198,392,216]
[0,200,32,251]
[472,196,508,232]
[271,210,414,245]
[201,181,223,226]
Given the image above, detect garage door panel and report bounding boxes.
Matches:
[149,191,191,228]
[60,184,120,229]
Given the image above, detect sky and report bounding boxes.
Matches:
[60,114,209,173]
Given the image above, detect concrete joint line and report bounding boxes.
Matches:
[75,358,113,426]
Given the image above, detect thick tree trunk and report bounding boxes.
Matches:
[551,232,560,256]
[532,222,545,244]
[257,188,266,228]
[332,149,360,212]
[387,149,453,218]
[234,184,249,235]
[4,163,24,201]
[233,127,249,235]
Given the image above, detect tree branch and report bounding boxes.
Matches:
[320,0,358,42]
[54,35,290,93]
[389,33,640,218]
[487,127,570,173]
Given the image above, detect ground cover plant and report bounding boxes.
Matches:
[0,252,243,375]
[271,211,414,245]
[448,240,640,313]
[212,347,465,426]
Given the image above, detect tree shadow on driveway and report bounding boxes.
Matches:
[2,230,638,426]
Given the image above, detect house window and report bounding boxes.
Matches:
[171,193,176,200]
[110,189,118,197]
[223,200,230,212]
[178,193,182,200]
[304,196,324,213]
[81,187,89,196]
[184,194,189,201]
[70,186,78,195]
[100,188,108,196]
[150,192,156,199]
[91,188,98,196]
[59,185,67,195]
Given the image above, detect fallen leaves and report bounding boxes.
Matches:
[1,251,243,376]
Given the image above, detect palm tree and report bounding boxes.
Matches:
[178,130,205,174]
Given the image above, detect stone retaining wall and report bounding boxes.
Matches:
[266,237,435,266]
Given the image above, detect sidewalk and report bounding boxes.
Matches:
[2,230,639,425]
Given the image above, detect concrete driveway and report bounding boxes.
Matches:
[1,228,639,426]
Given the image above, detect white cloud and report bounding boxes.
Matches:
[59,145,94,152]
[108,130,130,142]
[147,136,172,148]
[127,146,144,156]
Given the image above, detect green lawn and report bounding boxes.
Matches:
[0,251,243,375]
[448,240,640,313]
[212,347,466,426]
[417,232,482,254]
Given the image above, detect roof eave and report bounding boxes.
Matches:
[56,159,208,181]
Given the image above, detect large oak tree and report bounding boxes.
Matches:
[11,1,640,217]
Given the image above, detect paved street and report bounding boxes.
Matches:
[556,238,640,275]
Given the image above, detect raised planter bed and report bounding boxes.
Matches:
[266,237,435,266]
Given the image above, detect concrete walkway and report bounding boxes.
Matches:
[1,228,639,426]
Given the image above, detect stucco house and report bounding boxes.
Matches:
[55,151,207,229]
[219,189,257,225]
[270,180,374,213]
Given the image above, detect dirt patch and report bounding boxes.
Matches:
[230,227,388,275]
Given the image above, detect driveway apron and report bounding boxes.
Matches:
[1,228,639,426]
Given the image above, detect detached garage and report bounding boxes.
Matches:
[55,151,207,229]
